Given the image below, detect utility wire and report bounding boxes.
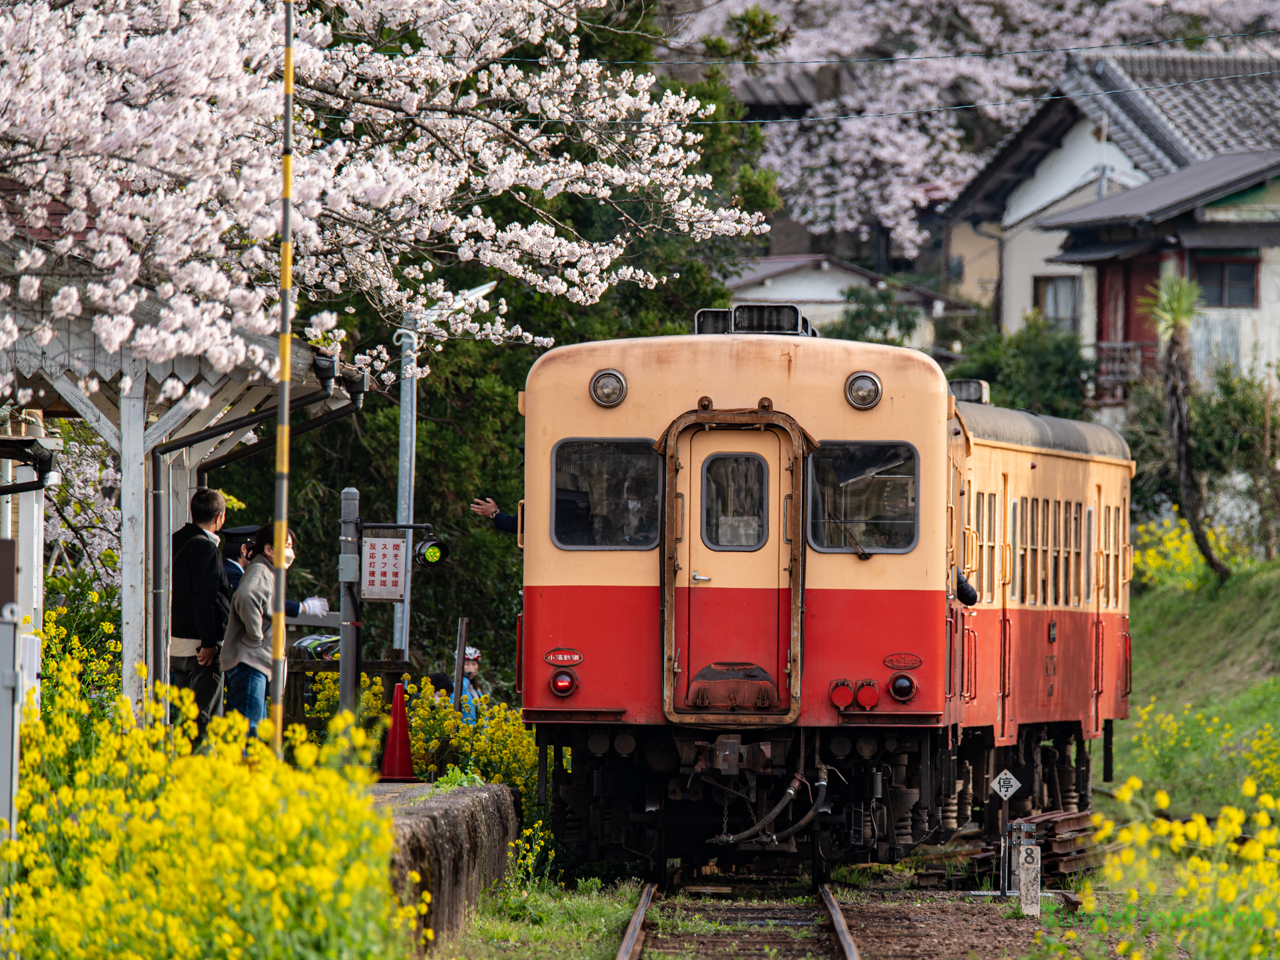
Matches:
[296,67,1280,128]
[433,28,1278,68]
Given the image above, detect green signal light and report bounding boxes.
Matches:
[413,538,450,568]
[423,544,442,563]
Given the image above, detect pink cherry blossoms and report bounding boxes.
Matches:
[0,0,767,387]
[677,0,1280,256]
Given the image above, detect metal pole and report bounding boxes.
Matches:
[1000,796,1009,897]
[392,329,418,656]
[268,0,295,755]
[338,488,359,714]
[452,617,468,712]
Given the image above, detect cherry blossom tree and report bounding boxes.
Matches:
[676,0,1280,255]
[0,0,767,392]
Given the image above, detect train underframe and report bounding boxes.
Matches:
[541,722,1098,880]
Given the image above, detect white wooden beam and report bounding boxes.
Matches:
[170,378,246,441]
[142,376,229,453]
[118,354,148,707]
[49,374,121,452]
[188,385,272,465]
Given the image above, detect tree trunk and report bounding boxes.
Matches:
[1166,324,1231,582]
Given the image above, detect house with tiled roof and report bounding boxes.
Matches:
[945,50,1280,351]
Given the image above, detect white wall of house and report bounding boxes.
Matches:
[1204,246,1280,380]
[1004,120,1146,227]
[731,268,939,350]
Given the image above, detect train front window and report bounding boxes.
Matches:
[552,439,662,549]
[808,442,918,553]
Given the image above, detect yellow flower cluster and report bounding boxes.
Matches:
[1058,778,1280,960]
[404,681,538,799]
[35,605,121,721]
[1132,515,1253,591]
[2,657,428,958]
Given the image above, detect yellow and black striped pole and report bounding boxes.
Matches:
[268,0,295,756]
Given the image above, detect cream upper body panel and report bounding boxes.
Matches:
[523,334,950,590]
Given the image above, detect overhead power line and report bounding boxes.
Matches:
[453,28,1277,68]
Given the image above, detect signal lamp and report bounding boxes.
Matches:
[589,369,627,407]
[889,672,917,702]
[845,371,883,410]
[549,669,578,697]
[413,538,450,568]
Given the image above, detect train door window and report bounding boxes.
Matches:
[1010,500,1018,604]
[1085,507,1094,601]
[1029,498,1039,605]
[975,492,985,599]
[987,493,997,602]
[1052,501,1061,606]
[702,454,768,551]
[1018,497,1028,604]
[1040,499,1050,605]
[807,443,918,553]
[551,439,663,550]
[1073,503,1082,605]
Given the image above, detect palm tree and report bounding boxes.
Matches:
[1140,274,1231,582]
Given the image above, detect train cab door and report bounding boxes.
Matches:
[679,427,789,713]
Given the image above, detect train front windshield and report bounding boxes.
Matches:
[553,440,662,549]
[808,442,918,553]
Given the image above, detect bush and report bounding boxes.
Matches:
[1133,515,1254,592]
[1,657,428,958]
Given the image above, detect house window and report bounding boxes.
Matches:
[1195,258,1258,308]
[1034,276,1081,329]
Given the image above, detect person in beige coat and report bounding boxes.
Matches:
[222,526,294,735]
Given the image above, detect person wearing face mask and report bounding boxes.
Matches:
[243,530,329,619]
[221,525,303,734]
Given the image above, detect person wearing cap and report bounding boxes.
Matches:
[459,646,486,723]
[170,489,232,744]
[221,525,259,592]
[469,498,517,534]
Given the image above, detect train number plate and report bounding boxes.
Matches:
[883,653,922,670]
[544,648,584,666]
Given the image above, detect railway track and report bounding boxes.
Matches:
[614,882,860,960]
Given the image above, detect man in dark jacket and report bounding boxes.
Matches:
[470,497,517,534]
[170,489,231,742]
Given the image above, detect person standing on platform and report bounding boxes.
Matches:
[222,526,302,735]
[170,489,231,744]
[221,525,259,592]
[243,527,328,619]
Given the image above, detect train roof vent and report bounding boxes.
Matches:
[694,303,817,337]
[949,379,990,404]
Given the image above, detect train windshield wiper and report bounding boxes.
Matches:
[839,459,906,488]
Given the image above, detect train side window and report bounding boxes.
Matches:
[1085,507,1094,601]
[702,454,768,551]
[1052,501,1061,606]
[551,439,662,550]
[1029,498,1038,605]
[1019,497,1028,604]
[1103,505,1112,607]
[1114,505,1123,605]
[975,492,985,601]
[987,493,997,602]
[1073,502,1082,605]
[1041,499,1050,605]
[807,442,918,553]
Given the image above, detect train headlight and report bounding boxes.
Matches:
[845,371,882,410]
[889,672,917,702]
[413,538,450,567]
[549,669,578,697]
[589,369,627,407]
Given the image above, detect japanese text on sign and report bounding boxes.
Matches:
[991,768,1022,801]
[362,537,406,601]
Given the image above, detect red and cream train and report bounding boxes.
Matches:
[516,305,1132,874]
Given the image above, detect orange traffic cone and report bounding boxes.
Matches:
[380,682,419,782]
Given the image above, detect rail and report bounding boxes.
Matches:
[613,880,859,960]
